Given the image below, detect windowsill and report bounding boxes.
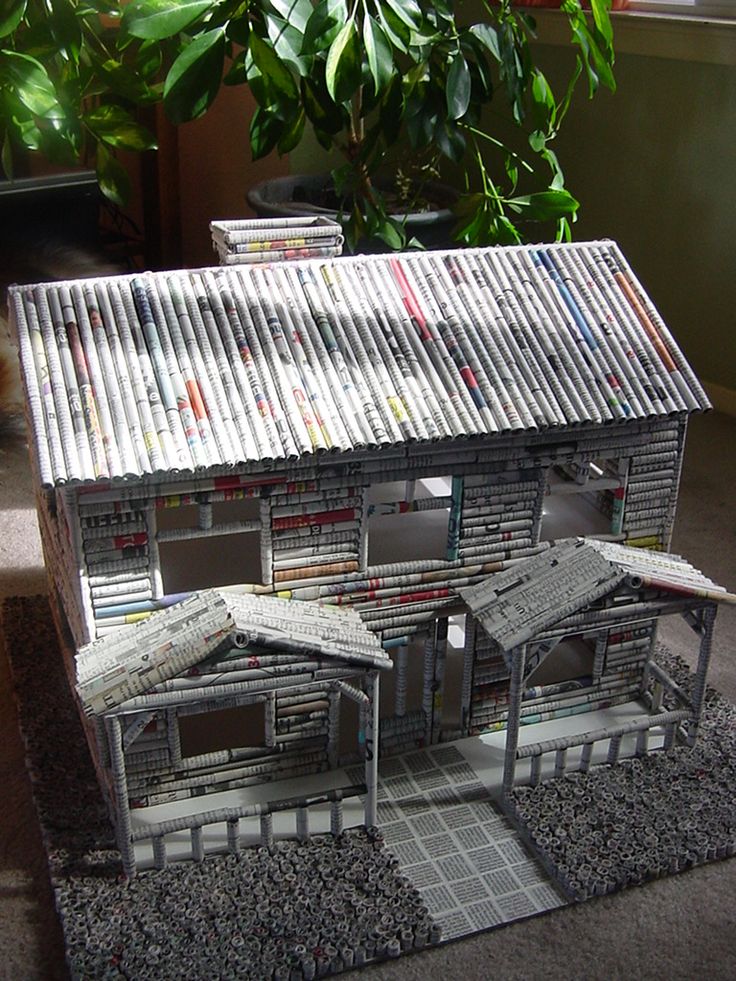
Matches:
[531,9,736,65]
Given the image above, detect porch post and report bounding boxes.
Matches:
[502,644,527,798]
[688,604,717,747]
[106,714,137,877]
[364,671,380,827]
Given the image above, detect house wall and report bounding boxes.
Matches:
[57,416,688,753]
[122,686,337,809]
[465,617,657,736]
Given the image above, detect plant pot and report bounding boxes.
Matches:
[246,174,458,253]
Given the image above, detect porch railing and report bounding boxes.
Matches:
[129,783,366,873]
[515,709,690,787]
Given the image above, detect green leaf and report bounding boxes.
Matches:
[122,0,213,41]
[377,3,410,52]
[2,91,42,148]
[301,73,345,134]
[89,56,156,104]
[452,199,490,246]
[302,0,347,56]
[249,105,282,159]
[382,0,422,32]
[590,0,614,48]
[50,0,82,64]
[264,15,308,76]
[267,0,312,34]
[84,104,158,151]
[136,39,164,80]
[0,0,26,39]
[325,21,361,104]
[506,189,579,221]
[446,54,471,120]
[38,125,79,166]
[435,117,465,162]
[224,48,247,85]
[528,130,545,152]
[530,69,556,134]
[163,27,226,123]
[277,106,305,154]
[96,142,132,206]
[493,215,523,246]
[541,146,566,190]
[363,13,393,95]
[250,31,298,99]
[226,16,249,45]
[468,23,500,63]
[561,0,615,96]
[0,51,61,118]
[556,216,574,242]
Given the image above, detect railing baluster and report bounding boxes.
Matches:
[227,818,240,854]
[296,806,309,841]
[191,826,204,862]
[664,722,676,751]
[607,735,622,765]
[330,799,343,836]
[152,835,167,869]
[635,728,648,757]
[554,748,567,778]
[260,813,274,848]
[579,741,594,773]
[530,755,542,787]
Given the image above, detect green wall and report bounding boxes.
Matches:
[525,45,736,395]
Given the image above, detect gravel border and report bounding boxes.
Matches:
[509,645,736,900]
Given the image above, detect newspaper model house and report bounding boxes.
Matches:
[460,538,735,798]
[9,240,712,769]
[75,589,390,875]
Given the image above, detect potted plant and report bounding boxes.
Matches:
[0,0,615,250]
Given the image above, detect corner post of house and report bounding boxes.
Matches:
[421,627,436,744]
[431,617,448,744]
[106,714,137,878]
[460,614,476,737]
[364,670,380,828]
[502,644,527,799]
[327,684,340,769]
[688,603,717,748]
[638,617,659,699]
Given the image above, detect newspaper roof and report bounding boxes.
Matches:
[76,589,390,716]
[10,240,709,487]
[460,538,733,651]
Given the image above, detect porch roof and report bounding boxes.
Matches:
[76,588,390,717]
[460,538,734,651]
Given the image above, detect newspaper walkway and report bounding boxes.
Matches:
[349,745,565,941]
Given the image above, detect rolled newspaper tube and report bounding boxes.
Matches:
[318,262,397,444]
[351,260,438,440]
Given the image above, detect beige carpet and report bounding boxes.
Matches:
[1,412,735,980]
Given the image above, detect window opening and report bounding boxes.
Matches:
[157,494,264,592]
[440,613,468,732]
[525,635,595,689]
[541,456,628,541]
[178,702,266,758]
[366,476,452,566]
